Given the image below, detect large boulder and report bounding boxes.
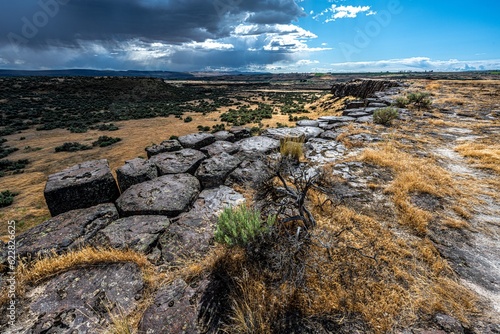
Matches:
[200,140,240,157]
[116,158,158,192]
[150,149,206,175]
[1,263,144,334]
[15,203,119,260]
[145,139,182,158]
[237,136,279,157]
[138,278,208,334]
[178,133,216,149]
[93,215,170,257]
[195,153,242,188]
[44,159,120,216]
[116,174,200,217]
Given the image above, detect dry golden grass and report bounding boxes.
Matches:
[299,205,477,333]
[425,82,442,91]
[0,247,157,330]
[15,247,154,291]
[279,136,305,160]
[360,141,458,234]
[455,142,500,175]
[336,123,373,148]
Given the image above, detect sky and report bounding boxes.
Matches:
[0,0,499,73]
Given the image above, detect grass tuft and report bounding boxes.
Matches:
[279,135,305,161]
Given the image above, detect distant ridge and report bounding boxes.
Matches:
[0,69,196,79]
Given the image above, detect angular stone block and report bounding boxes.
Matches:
[44,159,120,216]
[116,158,158,192]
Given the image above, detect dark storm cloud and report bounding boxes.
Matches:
[0,0,310,70]
[1,0,303,47]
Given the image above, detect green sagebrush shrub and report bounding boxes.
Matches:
[55,142,92,152]
[373,107,399,126]
[92,136,122,147]
[407,92,432,109]
[0,190,18,208]
[215,206,276,248]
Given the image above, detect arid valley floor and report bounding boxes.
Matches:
[0,73,499,333]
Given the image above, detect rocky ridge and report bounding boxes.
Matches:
[1,79,499,333]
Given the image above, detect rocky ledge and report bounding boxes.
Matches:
[1,80,498,334]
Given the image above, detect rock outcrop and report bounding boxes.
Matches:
[44,159,120,216]
[331,79,401,99]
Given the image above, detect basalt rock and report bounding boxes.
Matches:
[93,215,170,256]
[116,158,158,192]
[0,262,144,334]
[116,174,200,217]
[237,136,280,157]
[150,149,206,175]
[178,132,216,149]
[200,140,240,157]
[15,203,119,260]
[138,278,209,334]
[195,153,242,189]
[331,79,401,99]
[262,126,323,141]
[213,130,236,142]
[44,159,120,216]
[145,139,182,158]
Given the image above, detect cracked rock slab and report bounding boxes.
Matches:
[15,203,119,261]
[150,149,206,175]
[0,262,144,334]
[116,174,200,217]
[195,153,242,189]
[93,215,170,255]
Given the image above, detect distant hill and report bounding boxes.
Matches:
[0,69,196,79]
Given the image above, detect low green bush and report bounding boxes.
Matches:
[215,206,276,248]
[96,123,119,131]
[55,142,92,152]
[92,136,121,147]
[184,116,193,123]
[374,107,399,126]
[407,92,432,110]
[0,159,29,177]
[393,96,410,108]
[0,190,18,208]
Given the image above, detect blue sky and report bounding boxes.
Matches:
[0,0,499,72]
